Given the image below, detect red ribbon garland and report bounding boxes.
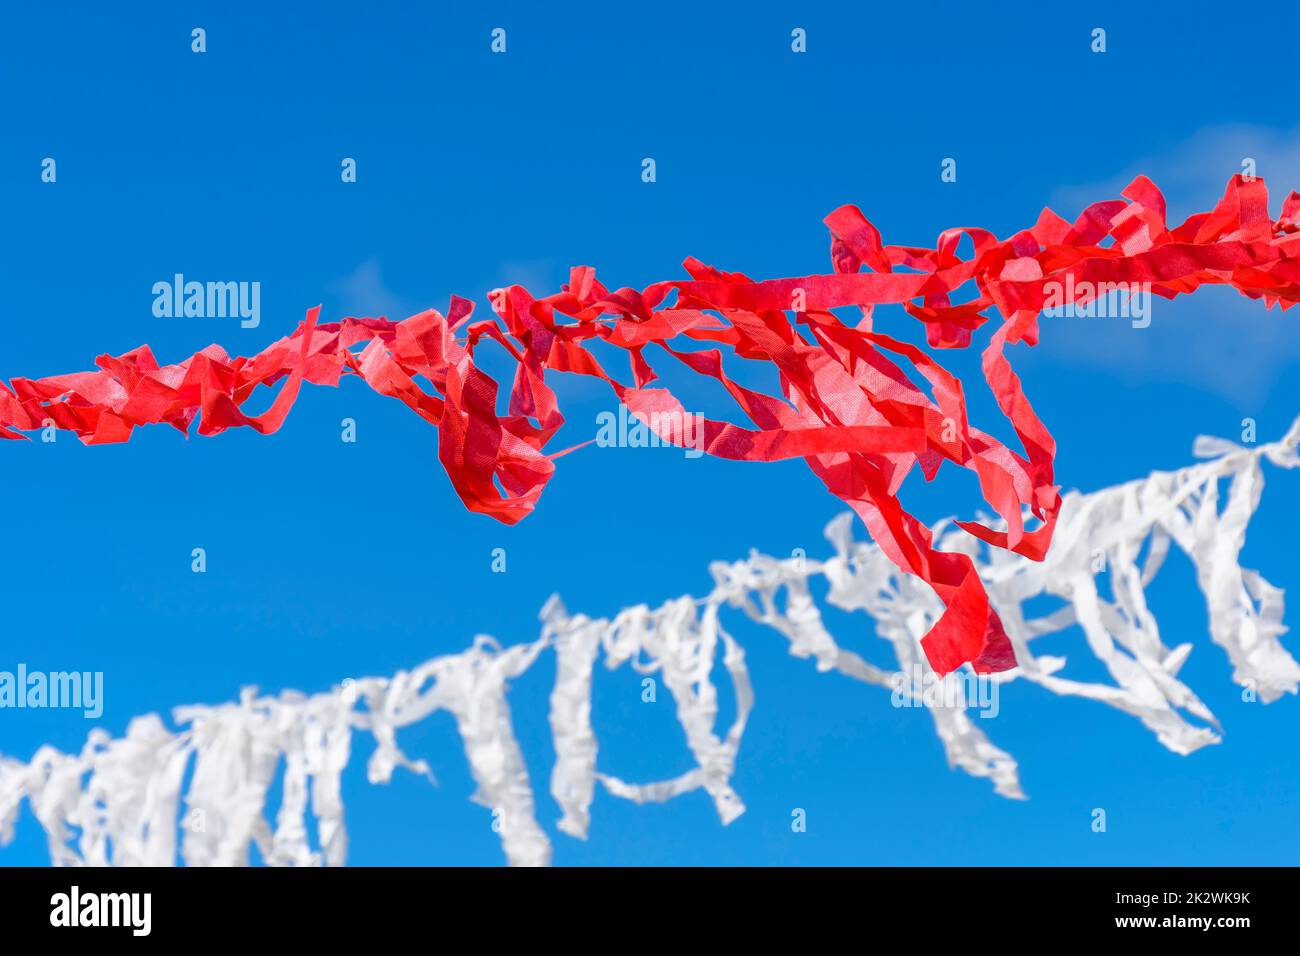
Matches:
[4,175,1298,675]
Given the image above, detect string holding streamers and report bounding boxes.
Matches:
[3,418,1296,866]
[4,176,1298,675]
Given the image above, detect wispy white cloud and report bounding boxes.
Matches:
[1052,124,1300,220]
[1035,125,1300,407]
[326,258,412,321]
[497,259,555,293]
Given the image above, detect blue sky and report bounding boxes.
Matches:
[2,0,1299,865]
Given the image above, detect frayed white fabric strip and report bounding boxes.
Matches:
[2,418,1297,866]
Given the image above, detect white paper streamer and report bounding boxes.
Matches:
[1,418,1297,866]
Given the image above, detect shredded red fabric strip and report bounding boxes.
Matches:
[5,175,1298,675]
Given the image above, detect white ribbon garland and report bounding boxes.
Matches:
[2,418,1297,867]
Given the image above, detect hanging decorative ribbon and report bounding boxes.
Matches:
[3,176,1297,675]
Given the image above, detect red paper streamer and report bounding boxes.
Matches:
[4,175,1298,675]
